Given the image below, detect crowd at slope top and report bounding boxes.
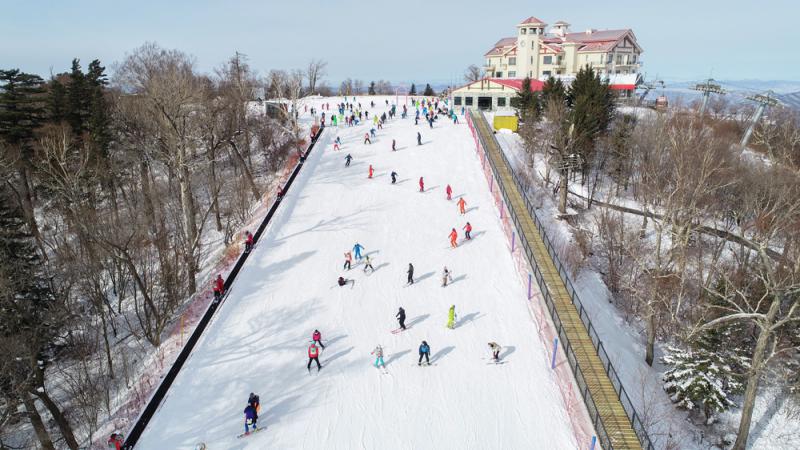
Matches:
[194,97,504,441]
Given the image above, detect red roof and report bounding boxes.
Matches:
[490,78,545,92]
[609,84,636,91]
[519,16,547,25]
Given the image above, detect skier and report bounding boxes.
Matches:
[343,251,352,270]
[396,307,406,330]
[449,228,458,248]
[371,345,386,368]
[336,136,342,145]
[277,186,284,201]
[488,342,502,362]
[370,128,376,137]
[419,177,424,192]
[337,276,354,287]
[244,231,254,253]
[392,139,396,151]
[248,392,261,413]
[353,242,364,260]
[333,142,340,151]
[107,433,124,450]
[243,402,258,434]
[457,197,467,215]
[364,133,371,144]
[345,154,353,167]
[445,184,452,200]
[463,222,472,240]
[368,164,374,179]
[417,132,422,145]
[442,266,452,287]
[447,305,457,329]
[307,340,322,372]
[415,116,419,125]
[407,263,414,284]
[312,330,325,349]
[212,274,225,302]
[390,171,397,184]
[363,255,374,273]
[418,341,431,366]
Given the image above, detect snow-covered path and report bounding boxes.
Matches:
[136,97,579,450]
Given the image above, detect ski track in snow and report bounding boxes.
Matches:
[135,96,579,450]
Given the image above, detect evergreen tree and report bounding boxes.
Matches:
[566,65,614,164]
[410,83,417,95]
[368,81,376,95]
[540,76,567,108]
[85,60,112,155]
[423,83,435,96]
[510,76,539,118]
[0,69,47,147]
[66,58,89,137]
[47,78,67,123]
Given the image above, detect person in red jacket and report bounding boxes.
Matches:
[244,231,254,253]
[368,164,374,178]
[312,329,325,349]
[213,275,225,301]
[419,177,424,192]
[364,133,371,144]
[277,187,284,202]
[457,197,467,215]
[107,432,124,450]
[463,222,472,240]
[449,228,458,248]
[307,341,322,371]
[446,184,452,200]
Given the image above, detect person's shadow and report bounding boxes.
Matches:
[500,345,516,360]
[431,346,455,363]
[385,350,411,366]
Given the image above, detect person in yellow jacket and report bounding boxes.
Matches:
[446,305,456,329]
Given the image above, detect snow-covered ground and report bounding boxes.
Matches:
[135,97,583,449]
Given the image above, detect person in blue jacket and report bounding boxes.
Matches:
[353,242,364,260]
[243,403,258,435]
[418,341,431,366]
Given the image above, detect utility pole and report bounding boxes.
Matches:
[691,78,726,116]
[740,91,780,148]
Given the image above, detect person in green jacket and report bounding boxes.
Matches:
[446,305,456,329]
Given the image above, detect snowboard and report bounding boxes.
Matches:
[237,427,265,439]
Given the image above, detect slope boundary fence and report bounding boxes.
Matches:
[121,128,326,449]
[466,110,652,450]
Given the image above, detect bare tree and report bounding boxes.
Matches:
[464,64,483,82]
[306,59,327,95]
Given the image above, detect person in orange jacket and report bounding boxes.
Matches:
[419,177,424,192]
[449,228,458,248]
[368,164,374,178]
[457,197,467,215]
[463,222,472,240]
[446,184,452,200]
[213,274,225,301]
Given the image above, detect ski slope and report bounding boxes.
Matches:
[136,96,580,449]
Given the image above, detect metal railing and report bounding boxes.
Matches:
[468,111,654,450]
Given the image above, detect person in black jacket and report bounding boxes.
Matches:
[396,307,406,330]
[407,263,414,284]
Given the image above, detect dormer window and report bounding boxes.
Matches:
[520,28,527,35]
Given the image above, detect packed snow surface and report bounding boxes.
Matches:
[136,97,578,449]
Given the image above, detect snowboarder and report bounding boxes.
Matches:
[345,154,353,167]
[488,342,502,362]
[243,403,258,434]
[447,305,457,329]
[107,433,124,450]
[307,341,322,371]
[371,345,385,368]
[363,255,374,273]
[457,197,467,215]
[337,276,354,287]
[445,184,452,200]
[312,330,325,349]
[343,251,352,270]
[244,231,254,253]
[417,132,422,145]
[418,341,431,365]
[213,274,225,302]
[392,139,396,151]
[449,228,458,248]
[407,263,414,284]
[390,171,397,184]
[396,307,406,330]
[364,133,371,144]
[368,164,374,178]
[442,266,452,287]
[463,222,472,240]
[419,177,424,192]
[353,242,364,260]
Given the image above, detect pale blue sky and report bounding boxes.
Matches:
[2,0,798,84]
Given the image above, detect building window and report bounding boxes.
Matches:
[454,96,462,106]
[520,28,527,35]
[543,55,553,64]
[631,54,637,63]
[465,96,474,106]
[497,97,506,107]
[606,54,613,64]
[616,55,624,65]
[496,72,503,78]
[508,57,516,66]
[543,70,551,77]
[508,71,516,77]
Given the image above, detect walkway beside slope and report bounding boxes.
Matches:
[468,110,648,450]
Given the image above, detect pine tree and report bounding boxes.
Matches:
[66,58,89,137]
[85,60,112,155]
[0,69,47,147]
[541,76,567,108]
[47,78,67,123]
[510,76,539,118]
[566,65,614,165]
[423,83,435,96]
[368,81,376,95]
[410,83,417,95]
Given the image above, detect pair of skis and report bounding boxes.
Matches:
[237,426,265,439]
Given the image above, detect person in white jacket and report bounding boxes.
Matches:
[488,342,502,362]
[371,345,385,368]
